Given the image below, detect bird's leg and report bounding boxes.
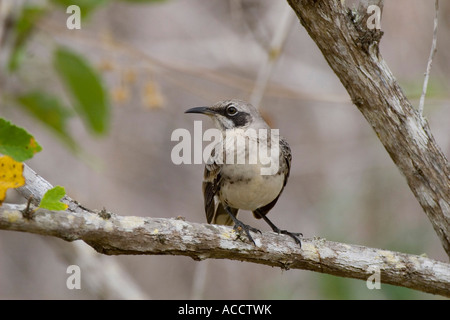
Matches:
[224,206,261,245]
[254,210,302,247]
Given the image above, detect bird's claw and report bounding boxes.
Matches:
[233,221,261,245]
[278,230,302,248]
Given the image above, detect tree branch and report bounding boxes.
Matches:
[14,165,150,299]
[1,164,447,296]
[1,202,449,297]
[286,0,450,258]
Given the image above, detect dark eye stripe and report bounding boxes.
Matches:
[232,112,250,127]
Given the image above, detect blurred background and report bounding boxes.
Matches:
[0,0,449,299]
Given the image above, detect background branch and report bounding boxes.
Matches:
[418,0,439,115]
[249,5,295,108]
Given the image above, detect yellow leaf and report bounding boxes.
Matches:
[0,155,25,205]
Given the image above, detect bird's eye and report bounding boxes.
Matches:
[226,105,238,116]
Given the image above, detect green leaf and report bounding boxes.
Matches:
[39,186,68,211]
[8,6,46,72]
[53,46,110,135]
[16,91,78,150]
[0,118,42,162]
[50,0,110,19]
[16,91,73,132]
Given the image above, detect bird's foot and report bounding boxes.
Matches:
[274,228,302,248]
[233,220,261,245]
[252,210,302,248]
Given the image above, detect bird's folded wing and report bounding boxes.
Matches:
[203,161,222,224]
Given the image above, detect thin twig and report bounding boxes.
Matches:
[418,0,439,115]
[20,195,35,220]
[249,5,295,108]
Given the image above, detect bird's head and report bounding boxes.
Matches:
[185,99,267,131]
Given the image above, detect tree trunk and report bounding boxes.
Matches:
[286,0,450,258]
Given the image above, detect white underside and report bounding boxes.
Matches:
[219,164,284,211]
[216,128,284,211]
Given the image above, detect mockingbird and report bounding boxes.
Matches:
[185,99,301,247]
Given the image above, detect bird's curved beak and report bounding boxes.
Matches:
[185,106,215,115]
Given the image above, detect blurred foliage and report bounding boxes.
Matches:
[50,0,109,19]
[7,6,45,72]
[3,0,167,154]
[16,91,76,149]
[54,47,110,135]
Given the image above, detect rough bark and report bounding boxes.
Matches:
[1,202,449,297]
[286,0,450,257]
[12,165,150,299]
[0,165,443,297]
